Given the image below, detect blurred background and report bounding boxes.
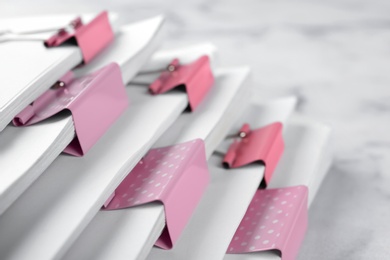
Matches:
[1,0,390,258]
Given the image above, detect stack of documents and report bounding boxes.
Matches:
[0,11,332,260]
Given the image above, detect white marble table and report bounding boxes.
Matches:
[1,0,389,259]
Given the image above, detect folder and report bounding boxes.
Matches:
[0,16,164,215]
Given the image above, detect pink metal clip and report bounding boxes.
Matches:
[13,63,128,156]
[149,55,214,111]
[223,122,284,187]
[45,11,114,64]
[227,186,308,260]
[103,139,210,249]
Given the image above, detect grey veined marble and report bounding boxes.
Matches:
[1,0,390,259]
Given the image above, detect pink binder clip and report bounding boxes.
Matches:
[45,11,114,64]
[149,55,214,111]
[13,63,128,156]
[227,186,308,260]
[223,122,284,187]
[103,139,210,249]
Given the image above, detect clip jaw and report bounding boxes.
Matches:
[223,122,284,187]
[227,186,308,260]
[149,55,214,111]
[45,11,114,64]
[103,139,210,249]
[13,63,128,156]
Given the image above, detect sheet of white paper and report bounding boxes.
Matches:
[0,41,80,131]
[0,114,74,215]
[0,16,165,216]
[147,98,297,260]
[268,115,332,205]
[64,202,166,260]
[62,67,250,260]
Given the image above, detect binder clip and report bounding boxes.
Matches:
[223,122,284,188]
[227,185,308,260]
[45,11,114,64]
[148,55,214,111]
[13,63,128,156]
[103,139,210,249]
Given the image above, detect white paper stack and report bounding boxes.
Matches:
[0,11,332,260]
[0,13,119,131]
[0,15,164,215]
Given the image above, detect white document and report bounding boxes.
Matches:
[0,16,164,215]
[0,13,120,131]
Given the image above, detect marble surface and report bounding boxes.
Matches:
[1,0,390,259]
